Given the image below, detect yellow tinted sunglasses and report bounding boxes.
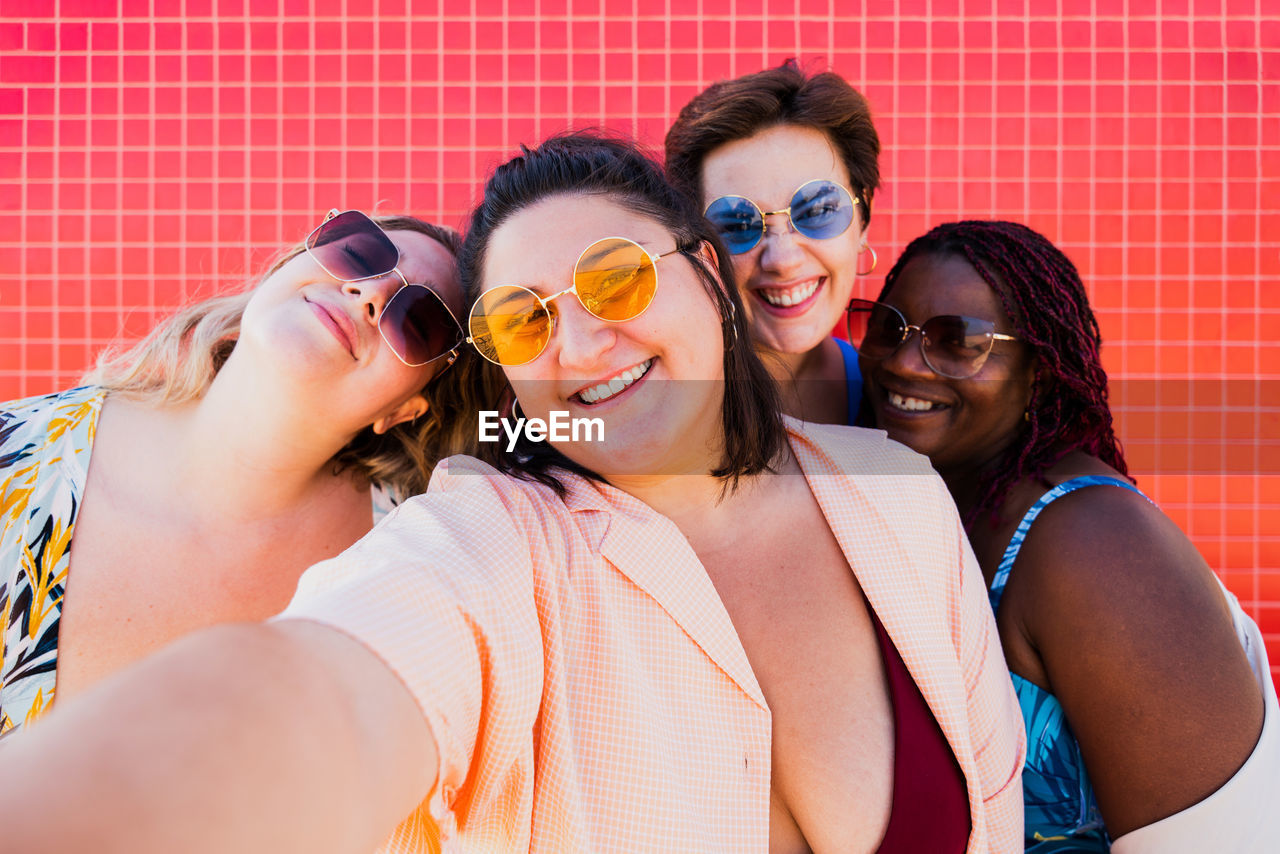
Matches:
[467,236,685,366]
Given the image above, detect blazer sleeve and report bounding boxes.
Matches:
[947,478,1026,852]
[277,458,547,832]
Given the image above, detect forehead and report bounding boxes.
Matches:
[388,229,464,314]
[699,123,849,206]
[885,254,1012,327]
[482,193,670,292]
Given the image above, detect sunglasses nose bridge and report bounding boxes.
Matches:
[543,283,578,309]
[547,293,617,370]
[876,321,939,377]
[898,322,973,379]
[760,205,798,237]
[900,323,939,361]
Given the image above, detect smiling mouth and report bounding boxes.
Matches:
[306,298,357,358]
[756,278,823,308]
[574,358,654,405]
[886,391,946,413]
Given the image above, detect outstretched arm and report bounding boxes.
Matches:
[0,620,436,854]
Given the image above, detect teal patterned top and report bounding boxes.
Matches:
[988,475,1145,852]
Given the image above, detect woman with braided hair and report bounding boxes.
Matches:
[853,219,1278,852]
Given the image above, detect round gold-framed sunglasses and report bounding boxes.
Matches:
[704,179,859,254]
[467,236,685,366]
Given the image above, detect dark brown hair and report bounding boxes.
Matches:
[665,59,880,225]
[457,131,787,493]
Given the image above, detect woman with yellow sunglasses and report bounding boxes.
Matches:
[0,212,479,737]
[0,135,1023,853]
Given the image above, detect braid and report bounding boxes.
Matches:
[875,220,1128,527]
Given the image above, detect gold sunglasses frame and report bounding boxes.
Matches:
[704,179,861,253]
[466,236,685,367]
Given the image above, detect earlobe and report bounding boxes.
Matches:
[372,395,428,435]
[694,239,721,275]
[692,240,732,299]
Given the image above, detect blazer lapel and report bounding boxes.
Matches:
[792,427,978,781]
[564,478,767,710]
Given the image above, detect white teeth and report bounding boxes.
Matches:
[888,391,939,412]
[578,358,653,404]
[760,279,821,307]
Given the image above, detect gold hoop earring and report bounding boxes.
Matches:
[856,243,878,277]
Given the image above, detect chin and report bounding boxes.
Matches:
[755,325,825,357]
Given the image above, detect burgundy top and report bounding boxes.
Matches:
[872,610,972,854]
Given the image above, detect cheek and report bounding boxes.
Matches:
[375,362,433,402]
[729,254,758,288]
[825,233,863,273]
[503,369,552,413]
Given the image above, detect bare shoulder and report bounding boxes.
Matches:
[1012,477,1222,623]
[1006,470,1264,836]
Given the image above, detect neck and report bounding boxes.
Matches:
[938,446,1029,528]
[162,352,368,519]
[607,446,794,550]
[607,470,730,527]
[939,468,983,521]
[758,338,845,421]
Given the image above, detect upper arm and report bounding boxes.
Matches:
[279,470,547,831]
[1012,487,1264,837]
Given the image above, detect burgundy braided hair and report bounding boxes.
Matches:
[875,220,1129,527]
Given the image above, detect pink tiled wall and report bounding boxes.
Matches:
[1,1,1277,679]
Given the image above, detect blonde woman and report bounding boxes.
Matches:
[0,211,480,735]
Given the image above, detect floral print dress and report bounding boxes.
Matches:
[0,385,104,737]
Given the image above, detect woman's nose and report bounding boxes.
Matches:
[344,274,404,322]
[757,216,806,274]
[552,296,617,373]
[877,326,937,378]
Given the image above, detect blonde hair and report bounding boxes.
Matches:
[85,215,488,499]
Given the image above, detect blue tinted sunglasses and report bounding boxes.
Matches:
[704,179,860,254]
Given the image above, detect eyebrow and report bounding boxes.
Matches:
[578,241,648,269]
[797,183,839,204]
[486,287,537,311]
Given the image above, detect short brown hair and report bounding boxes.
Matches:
[665,59,881,225]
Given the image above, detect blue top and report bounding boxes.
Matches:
[834,337,863,426]
[989,475,1147,852]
